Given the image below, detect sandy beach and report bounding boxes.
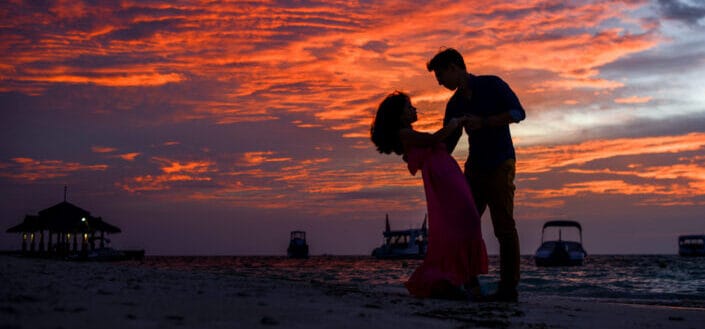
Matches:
[1,255,703,329]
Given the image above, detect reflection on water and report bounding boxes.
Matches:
[135,255,705,303]
[519,255,705,300]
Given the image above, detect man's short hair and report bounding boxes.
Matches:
[427,48,466,72]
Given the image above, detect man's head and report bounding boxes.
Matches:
[427,48,467,91]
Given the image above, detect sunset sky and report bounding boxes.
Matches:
[1,0,704,255]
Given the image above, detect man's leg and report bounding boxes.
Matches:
[465,170,487,217]
[486,159,520,299]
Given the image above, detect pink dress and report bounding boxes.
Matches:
[404,143,488,297]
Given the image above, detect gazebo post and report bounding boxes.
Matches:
[100,231,105,248]
[81,233,87,253]
[63,233,68,255]
[65,233,70,255]
[72,233,77,253]
[48,231,53,254]
[30,233,35,253]
[21,233,27,253]
[39,230,45,253]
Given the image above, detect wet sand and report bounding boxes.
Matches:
[1,255,703,329]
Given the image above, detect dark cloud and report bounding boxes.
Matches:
[30,54,164,69]
[116,2,201,18]
[302,40,345,61]
[104,19,187,41]
[600,49,704,76]
[571,112,705,143]
[657,0,705,25]
[361,40,389,54]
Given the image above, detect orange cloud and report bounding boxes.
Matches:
[568,163,705,182]
[91,146,117,153]
[517,133,705,207]
[522,178,703,207]
[17,72,184,87]
[117,153,140,161]
[239,151,292,167]
[153,158,214,174]
[0,0,664,140]
[526,180,667,198]
[117,157,217,193]
[5,1,695,219]
[117,174,212,193]
[614,96,652,104]
[49,0,88,20]
[0,157,108,181]
[518,132,705,174]
[139,151,427,214]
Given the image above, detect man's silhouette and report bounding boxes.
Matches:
[427,48,526,302]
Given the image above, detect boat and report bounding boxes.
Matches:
[678,235,705,257]
[287,231,309,258]
[67,247,144,261]
[68,237,145,261]
[534,220,587,266]
[371,214,427,259]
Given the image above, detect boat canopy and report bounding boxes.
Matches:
[382,213,427,238]
[383,228,425,238]
[290,231,306,239]
[679,234,705,241]
[543,220,582,230]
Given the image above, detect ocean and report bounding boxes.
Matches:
[135,255,705,306]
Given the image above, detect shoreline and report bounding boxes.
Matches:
[1,255,703,329]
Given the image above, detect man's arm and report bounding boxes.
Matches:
[465,77,525,129]
[497,77,525,123]
[465,112,515,129]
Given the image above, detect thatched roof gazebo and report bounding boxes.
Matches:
[6,199,122,256]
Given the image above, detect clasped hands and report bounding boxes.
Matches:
[448,115,486,130]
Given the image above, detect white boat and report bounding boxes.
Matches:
[679,235,705,257]
[371,214,427,259]
[287,231,309,259]
[535,220,587,266]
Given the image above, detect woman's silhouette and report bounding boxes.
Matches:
[371,91,488,299]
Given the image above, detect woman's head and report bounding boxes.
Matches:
[370,91,415,155]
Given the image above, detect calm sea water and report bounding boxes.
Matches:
[135,255,705,305]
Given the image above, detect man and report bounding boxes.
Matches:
[427,48,525,302]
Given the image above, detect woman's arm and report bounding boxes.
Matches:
[399,117,464,150]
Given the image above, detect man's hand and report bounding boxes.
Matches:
[464,114,485,130]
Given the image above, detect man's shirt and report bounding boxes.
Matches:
[443,73,526,170]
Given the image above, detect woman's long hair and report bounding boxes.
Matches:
[371,91,409,155]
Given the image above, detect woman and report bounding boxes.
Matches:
[371,91,488,299]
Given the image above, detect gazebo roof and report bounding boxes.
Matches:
[5,201,121,234]
[39,201,91,227]
[6,215,41,233]
[90,217,121,233]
